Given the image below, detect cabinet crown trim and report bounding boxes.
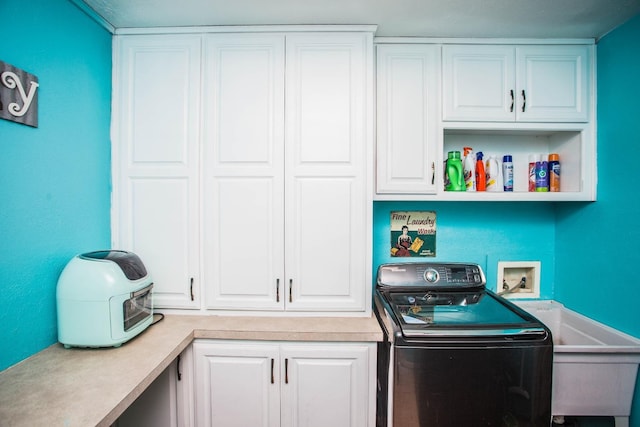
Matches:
[115,24,378,35]
[375,37,595,45]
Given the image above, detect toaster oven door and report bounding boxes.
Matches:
[123,284,153,331]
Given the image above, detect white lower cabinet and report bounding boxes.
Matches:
[193,340,376,427]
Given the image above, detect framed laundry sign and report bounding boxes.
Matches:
[0,60,39,127]
[390,211,436,257]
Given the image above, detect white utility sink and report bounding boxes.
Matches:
[516,300,640,427]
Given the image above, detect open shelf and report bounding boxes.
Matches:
[438,125,595,201]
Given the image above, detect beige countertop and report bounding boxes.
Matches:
[0,314,383,427]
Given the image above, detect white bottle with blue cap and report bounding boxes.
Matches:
[503,155,514,192]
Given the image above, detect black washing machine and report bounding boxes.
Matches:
[374,262,553,427]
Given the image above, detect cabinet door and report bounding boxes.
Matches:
[193,341,280,427]
[516,45,590,122]
[376,44,440,194]
[280,343,374,427]
[442,45,515,121]
[113,35,201,309]
[284,33,371,311]
[202,34,286,310]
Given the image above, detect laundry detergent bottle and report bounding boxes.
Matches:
[475,151,486,191]
[463,147,476,191]
[486,155,502,192]
[535,154,549,192]
[549,153,560,192]
[445,151,465,191]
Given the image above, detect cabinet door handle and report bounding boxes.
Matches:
[510,89,514,112]
[190,277,194,301]
[271,358,275,384]
[285,358,289,384]
[521,90,526,112]
[431,162,435,185]
[289,279,293,303]
[276,279,280,302]
[177,354,182,381]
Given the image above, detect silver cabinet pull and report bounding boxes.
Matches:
[276,278,280,302]
[431,162,435,185]
[190,277,194,301]
[521,90,526,112]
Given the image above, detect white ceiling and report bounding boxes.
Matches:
[75,0,640,39]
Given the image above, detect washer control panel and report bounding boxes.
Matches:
[377,262,485,289]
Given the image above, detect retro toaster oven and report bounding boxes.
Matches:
[56,250,154,348]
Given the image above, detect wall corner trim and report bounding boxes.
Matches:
[68,0,116,34]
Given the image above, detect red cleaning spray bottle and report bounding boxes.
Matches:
[475,151,486,191]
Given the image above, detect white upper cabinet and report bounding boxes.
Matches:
[443,44,591,122]
[112,34,201,309]
[202,31,373,313]
[202,33,286,311]
[375,40,596,201]
[113,27,373,313]
[376,44,440,194]
[443,45,515,122]
[516,45,590,122]
[283,33,371,312]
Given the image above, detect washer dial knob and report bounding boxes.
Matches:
[424,268,439,283]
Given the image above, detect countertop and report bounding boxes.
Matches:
[0,314,383,427]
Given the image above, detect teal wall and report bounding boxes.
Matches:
[555,12,640,426]
[0,0,112,370]
[1,0,639,421]
[373,201,556,297]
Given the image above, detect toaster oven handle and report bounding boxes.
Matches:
[131,283,153,298]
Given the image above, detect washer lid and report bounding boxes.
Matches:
[380,289,547,338]
[80,250,148,281]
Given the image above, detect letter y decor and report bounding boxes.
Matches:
[0,60,39,127]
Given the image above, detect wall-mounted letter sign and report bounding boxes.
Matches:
[0,60,39,128]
